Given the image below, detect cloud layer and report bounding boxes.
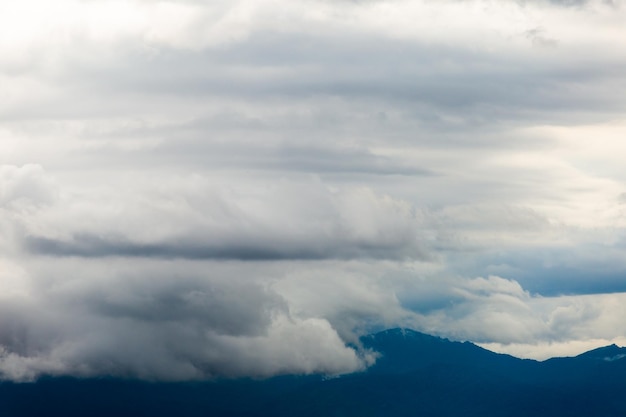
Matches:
[2,0,626,380]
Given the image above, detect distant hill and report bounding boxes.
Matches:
[1,328,625,416]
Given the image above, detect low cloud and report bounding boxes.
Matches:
[0,259,375,381]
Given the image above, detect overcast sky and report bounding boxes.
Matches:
[2,0,626,381]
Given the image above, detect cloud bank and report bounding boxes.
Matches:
[2,0,626,380]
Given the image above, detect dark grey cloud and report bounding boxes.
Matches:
[24,231,425,261]
[0,259,374,381]
[81,277,281,337]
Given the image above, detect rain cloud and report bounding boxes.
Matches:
[2,0,626,380]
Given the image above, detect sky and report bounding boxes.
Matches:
[1,0,626,382]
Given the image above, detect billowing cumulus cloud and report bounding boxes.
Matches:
[0,258,379,381]
[2,0,626,381]
[16,176,425,261]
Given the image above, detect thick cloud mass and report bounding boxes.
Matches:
[2,0,626,380]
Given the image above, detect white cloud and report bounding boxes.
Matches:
[0,164,56,209]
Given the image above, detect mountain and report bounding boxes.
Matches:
[361,328,528,374]
[1,328,625,416]
[576,343,626,361]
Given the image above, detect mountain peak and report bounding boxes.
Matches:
[576,343,626,361]
[361,328,522,375]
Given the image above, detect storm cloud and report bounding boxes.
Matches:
[2,0,626,380]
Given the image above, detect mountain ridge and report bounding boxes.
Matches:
[365,327,625,363]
